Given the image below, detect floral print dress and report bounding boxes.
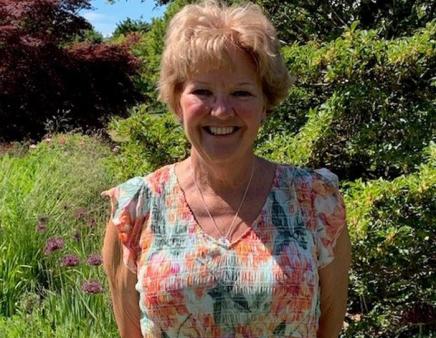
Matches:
[103,163,346,338]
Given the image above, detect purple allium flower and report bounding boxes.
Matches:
[61,254,80,267]
[44,237,64,255]
[87,254,102,266]
[82,280,103,294]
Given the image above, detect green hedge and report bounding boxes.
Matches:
[343,143,435,337]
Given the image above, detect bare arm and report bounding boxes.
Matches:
[102,221,143,338]
[317,226,352,338]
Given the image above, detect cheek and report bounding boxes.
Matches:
[233,101,265,122]
[180,96,207,118]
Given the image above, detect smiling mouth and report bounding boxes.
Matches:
[204,126,240,136]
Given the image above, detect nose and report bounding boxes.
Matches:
[210,95,234,119]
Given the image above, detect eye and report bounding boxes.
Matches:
[232,90,252,97]
[192,89,212,96]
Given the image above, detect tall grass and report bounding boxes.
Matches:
[0,134,119,337]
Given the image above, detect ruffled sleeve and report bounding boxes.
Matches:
[102,177,150,273]
[311,168,347,269]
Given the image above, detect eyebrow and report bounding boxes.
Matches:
[236,82,256,86]
[192,81,256,87]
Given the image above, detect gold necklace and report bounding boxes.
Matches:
[191,158,255,244]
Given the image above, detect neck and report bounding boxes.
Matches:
[189,149,256,194]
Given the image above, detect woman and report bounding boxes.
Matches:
[102,1,351,337]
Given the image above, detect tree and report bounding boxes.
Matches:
[146,0,435,42]
[113,18,151,38]
[0,0,144,141]
[256,0,436,43]
[73,28,105,43]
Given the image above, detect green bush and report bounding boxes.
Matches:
[343,143,436,337]
[261,22,435,181]
[256,0,436,43]
[106,104,189,181]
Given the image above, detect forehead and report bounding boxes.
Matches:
[186,47,260,85]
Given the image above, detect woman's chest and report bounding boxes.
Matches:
[135,178,321,332]
[136,212,319,317]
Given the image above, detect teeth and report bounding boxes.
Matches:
[208,127,236,135]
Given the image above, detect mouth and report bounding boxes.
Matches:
[203,126,240,136]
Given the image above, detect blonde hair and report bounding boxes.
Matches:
[158,0,291,114]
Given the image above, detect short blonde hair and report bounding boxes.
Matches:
[158,0,291,114]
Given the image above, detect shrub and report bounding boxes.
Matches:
[260,22,435,181]
[256,0,435,43]
[343,143,436,337]
[106,104,189,181]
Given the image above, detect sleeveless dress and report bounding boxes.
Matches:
[103,163,346,338]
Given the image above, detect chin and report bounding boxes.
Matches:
[195,146,252,164]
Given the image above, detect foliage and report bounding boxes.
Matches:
[0,0,144,142]
[106,104,189,181]
[113,18,151,38]
[256,92,342,165]
[0,0,93,44]
[110,0,193,106]
[110,0,434,182]
[254,0,436,43]
[149,0,435,42]
[1,0,432,336]
[343,143,436,337]
[258,22,435,181]
[72,28,104,44]
[0,134,118,336]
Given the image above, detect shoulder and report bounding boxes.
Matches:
[112,164,175,196]
[279,164,340,191]
[102,176,147,205]
[102,163,175,210]
[143,163,175,196]
[277,164,343,214]
[117,176,148,198]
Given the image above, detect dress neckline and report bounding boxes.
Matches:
[172,161,282,249]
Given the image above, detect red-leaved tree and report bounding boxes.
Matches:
[0,0,143,141]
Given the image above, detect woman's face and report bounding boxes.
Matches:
[177,48,266,165]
